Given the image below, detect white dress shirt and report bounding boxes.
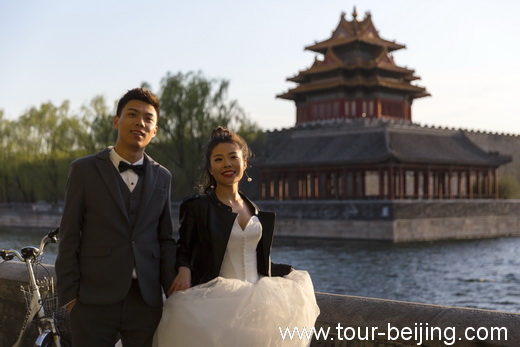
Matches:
[109,146,143,192]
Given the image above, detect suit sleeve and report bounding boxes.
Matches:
[271,262,293,276]
[55,162,84,306]
[175,199,198,271]
[159,172,177,293]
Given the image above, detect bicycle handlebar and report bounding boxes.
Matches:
[48,228,59,239]
[0,249,22,261]
[39,228,60,253]
[0,228,59,262]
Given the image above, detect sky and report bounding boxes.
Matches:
[1,0,519,134]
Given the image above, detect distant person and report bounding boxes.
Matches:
[56,88,177,347]
[153,126,320,346]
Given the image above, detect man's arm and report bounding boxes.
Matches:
[158,172,177,294]
[55,162,84,307]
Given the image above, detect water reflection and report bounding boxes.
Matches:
[1,227,519,313]
[271,236,520,313]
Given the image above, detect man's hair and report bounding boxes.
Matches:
[116,88,160,118]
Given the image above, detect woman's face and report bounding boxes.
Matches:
[209,142,246,188]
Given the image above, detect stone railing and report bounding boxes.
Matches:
[1,262,518,346]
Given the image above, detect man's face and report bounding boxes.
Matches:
[113,99,158,151]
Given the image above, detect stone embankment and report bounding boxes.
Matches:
[1,262,519,346]
[2,200,520,242]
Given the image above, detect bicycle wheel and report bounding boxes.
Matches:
[38,333,72,347]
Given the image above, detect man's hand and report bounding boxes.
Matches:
[167,266,191,296]
[65,299,77,313]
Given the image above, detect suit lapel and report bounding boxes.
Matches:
[207,191,236,272]
[134,153,159,232]
[95,148,131,226]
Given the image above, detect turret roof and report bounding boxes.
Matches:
[305,10,405,54]
[287,47,417,83]
[259,120,511,168]
[278,75,430,100]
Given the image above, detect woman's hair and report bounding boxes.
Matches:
[198,126,251,194]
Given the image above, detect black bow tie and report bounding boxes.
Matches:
[118,161,145,176]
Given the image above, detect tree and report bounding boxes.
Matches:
[0,71,263,202]
[498,176,520,199]
[149,71,260,199]
[0,111,14,201]
[79,95,118,152]
[11,101,84,202]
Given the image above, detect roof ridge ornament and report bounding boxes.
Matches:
[352,6,358,21]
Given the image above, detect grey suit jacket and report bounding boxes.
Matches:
[56,148,176,308]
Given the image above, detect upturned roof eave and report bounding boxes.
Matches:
[292,61,416,78]
[260,157,391,169]
[305,37,405,54]
[390,153,511,167]
[279,78,428,97]
[260,155,510,169]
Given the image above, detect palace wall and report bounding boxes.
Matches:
[465,130,520,185]
[257,200,520,242]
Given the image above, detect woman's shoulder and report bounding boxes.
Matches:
[181,193,215,214]
[181,193,208,207]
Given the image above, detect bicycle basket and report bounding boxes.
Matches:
[21,277,67,321]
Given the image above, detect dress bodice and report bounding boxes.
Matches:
[219,215,262,283]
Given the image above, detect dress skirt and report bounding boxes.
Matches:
[153,270,320,347]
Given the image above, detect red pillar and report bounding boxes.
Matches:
[388,167,395,200]
[378,168,385,199]
[424,170,431,199]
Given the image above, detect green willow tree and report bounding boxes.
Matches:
[0,111,14,202]
[149,70,262,199]
[79,95,118,152]
[11,101,84,202]
[0,71,262,202]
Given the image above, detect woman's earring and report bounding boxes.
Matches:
[245,171,253,182]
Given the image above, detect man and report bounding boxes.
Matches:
[56,88,176,346]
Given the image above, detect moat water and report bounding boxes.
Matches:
[1,226,519,313]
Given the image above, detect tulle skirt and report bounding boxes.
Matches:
[153,270,320,347]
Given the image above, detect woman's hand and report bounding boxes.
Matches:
[168,266,192,296]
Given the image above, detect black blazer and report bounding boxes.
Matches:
[176,190,292,286]
[56,148,177,308]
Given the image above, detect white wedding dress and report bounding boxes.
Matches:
[153,216,320,347]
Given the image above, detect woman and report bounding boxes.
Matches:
[154,127,320,346]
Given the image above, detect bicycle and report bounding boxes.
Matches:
[0,228,71,347]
